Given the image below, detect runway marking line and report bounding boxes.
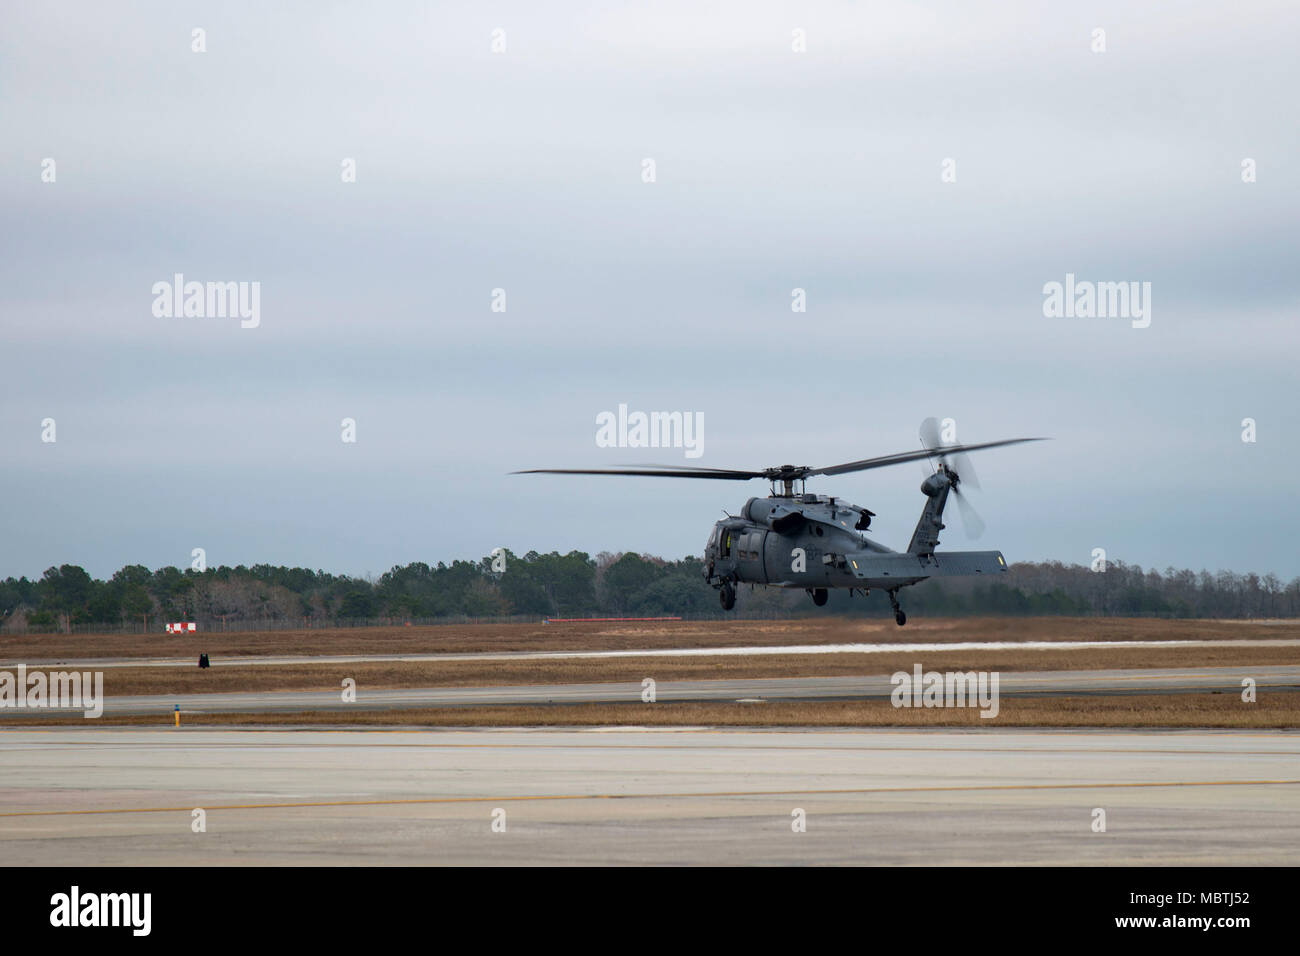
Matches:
[1,779,1297,818]
[5,638,1298,672]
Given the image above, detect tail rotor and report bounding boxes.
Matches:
[919,417,986,540]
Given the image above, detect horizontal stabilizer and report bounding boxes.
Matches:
[847,550,1007,582]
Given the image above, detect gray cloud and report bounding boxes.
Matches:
[2,1,1297,579]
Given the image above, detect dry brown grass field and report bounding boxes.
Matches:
[78,643,1300,696]
[3,617,1295,729]
[5,692,1297,730]
[3,616,1297,664]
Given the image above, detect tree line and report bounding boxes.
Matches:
[2,551,1299,633]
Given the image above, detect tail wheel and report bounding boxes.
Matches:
[811,588,828,606]
[887,588,906,626]
[719,582,736,611]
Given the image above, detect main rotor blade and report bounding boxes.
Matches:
[517,436,1047,483]
[811,437,1046,478]
[512,467,763,480]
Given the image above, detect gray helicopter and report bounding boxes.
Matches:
[518,419,1044,625]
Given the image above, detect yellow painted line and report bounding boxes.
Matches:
[1,779,1297,818]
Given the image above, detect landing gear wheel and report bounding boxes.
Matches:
[887,589,906,626]
[811,588,829,606]
[719,582,736,611]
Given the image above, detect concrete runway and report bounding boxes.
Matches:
[0,726,1296,865]
[2,665,1294,717]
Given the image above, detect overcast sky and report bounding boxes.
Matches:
[2,1,1297,581]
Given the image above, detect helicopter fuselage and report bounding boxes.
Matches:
[704,494,908,590]
[702,476,1009,620]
